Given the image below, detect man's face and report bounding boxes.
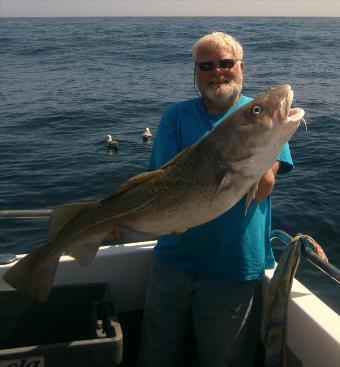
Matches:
[195,46,244,106]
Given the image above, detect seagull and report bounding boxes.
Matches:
[142,128,152,141]
[106,135,119,150]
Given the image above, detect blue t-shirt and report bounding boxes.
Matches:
[149,95,293,281]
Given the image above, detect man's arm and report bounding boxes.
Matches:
[254,161,280,202]
[254,140,294,202]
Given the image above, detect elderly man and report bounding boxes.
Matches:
[139,32,293,367]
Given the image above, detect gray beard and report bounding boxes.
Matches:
[201,81,243,106]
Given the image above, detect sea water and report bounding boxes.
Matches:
[0,17,339,311]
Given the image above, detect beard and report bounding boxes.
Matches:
[199,78,243,105]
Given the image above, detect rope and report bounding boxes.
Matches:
[291,234,328,262]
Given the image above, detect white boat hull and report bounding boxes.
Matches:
[1,242,339,367]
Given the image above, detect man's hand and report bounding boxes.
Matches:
[254,161,280,202]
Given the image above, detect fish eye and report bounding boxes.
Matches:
[252,105,262,114]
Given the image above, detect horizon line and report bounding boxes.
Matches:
[1,14,339,18]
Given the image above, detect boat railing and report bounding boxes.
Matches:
[270,229,340,284]
[0,210,339,284]
[0,209,52,219]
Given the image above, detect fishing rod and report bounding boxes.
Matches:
[0,210,339,284]
[270,229,340,285]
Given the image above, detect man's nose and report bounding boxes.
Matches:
[211,65,225,74]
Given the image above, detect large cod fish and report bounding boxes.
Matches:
[3,84,305,302]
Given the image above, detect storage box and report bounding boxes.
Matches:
[0,283,123,367]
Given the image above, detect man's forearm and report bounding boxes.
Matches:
[254,161,280,201]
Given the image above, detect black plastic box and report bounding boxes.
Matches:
[0,283,123,367]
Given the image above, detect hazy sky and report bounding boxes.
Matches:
[1,0,340,17]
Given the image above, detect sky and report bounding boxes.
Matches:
[1,0,340,17]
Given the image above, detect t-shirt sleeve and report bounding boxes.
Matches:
[277,142,294,174]
[149,104,180,170]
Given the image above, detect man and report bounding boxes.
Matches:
[139,32,293,367]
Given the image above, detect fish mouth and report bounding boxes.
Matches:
[288,106,305,123]
[281,88,305,124]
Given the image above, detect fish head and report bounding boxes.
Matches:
[213,84,305,176]
[248,84,304,142]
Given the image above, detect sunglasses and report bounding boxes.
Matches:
[195,59,241,72]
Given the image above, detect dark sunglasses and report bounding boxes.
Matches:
[195,59,241,72]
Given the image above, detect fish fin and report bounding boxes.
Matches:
[101,170,160,204]
[101,226,160,245]
[65,242,101,266]
[209,172,232,207]
[174,230,187,235]
[3,243,62,303]
[159,145,194,169]
[245,183,259,215]
[118,226,160,243]
[49,202,98,238]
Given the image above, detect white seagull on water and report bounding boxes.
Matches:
[106,134,119,149]
[142,128,152,141]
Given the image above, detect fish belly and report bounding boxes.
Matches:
[126,176,252,236]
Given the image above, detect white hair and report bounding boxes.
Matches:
[192,32,244,61]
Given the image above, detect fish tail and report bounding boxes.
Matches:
[3,242,62,303]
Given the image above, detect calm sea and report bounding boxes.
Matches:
[0,17,339,312]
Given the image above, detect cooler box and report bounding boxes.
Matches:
[0,283,123,367]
